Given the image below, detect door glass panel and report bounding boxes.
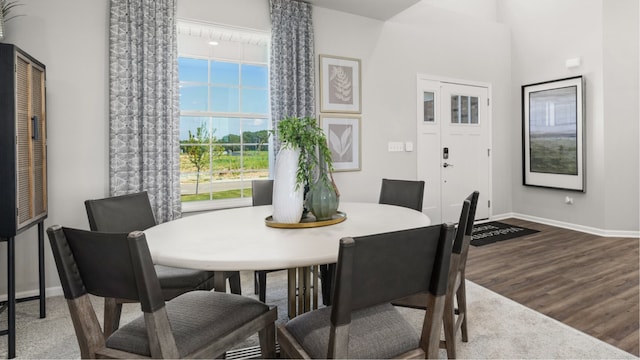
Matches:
[451,96,459,123]
[423,92,434,122]
[470,96,478,124]
[451,95,479,124]
[461,96,469,124]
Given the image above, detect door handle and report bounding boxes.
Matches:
[32,116,39,140]
[443,162,454,168]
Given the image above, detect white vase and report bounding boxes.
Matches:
[272,144,304,223]
[0,16,4,42]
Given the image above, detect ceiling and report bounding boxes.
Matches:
[305,0,421,21]
[177,0,422,44]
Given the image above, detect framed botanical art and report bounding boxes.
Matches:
[522,76,585,191]
[320,114,361,171]
[319,55,361,113]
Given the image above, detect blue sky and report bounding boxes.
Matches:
[178,57,269,141]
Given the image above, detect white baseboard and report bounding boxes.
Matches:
[0,286,63,302]
[491,212,640,238]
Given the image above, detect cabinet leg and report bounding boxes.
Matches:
[8,236,15,359]
[38,222,46,318]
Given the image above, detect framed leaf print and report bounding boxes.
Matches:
[320,115,361,171]
[319,55,361,113]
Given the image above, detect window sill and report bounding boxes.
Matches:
[181,198,253,214]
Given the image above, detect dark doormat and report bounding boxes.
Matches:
[471,221,539,246]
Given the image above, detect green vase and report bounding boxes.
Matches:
[309,155,338,221]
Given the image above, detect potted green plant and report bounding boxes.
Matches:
[0,0,22,41]
[271,116,338,222]
[273,116,333,189]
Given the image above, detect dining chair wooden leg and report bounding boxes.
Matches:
[258,271,267,302]
[421,294,447,360]
[214,271,227,293]
[103,298,122,339]
[228,272,242,295]
[254,271,260,295]
[457,277,469,342]
[442,293,457,359]
[258,321,277,359]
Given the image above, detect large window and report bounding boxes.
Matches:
[177,21,270,209]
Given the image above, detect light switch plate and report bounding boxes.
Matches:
[388,142,404,152]
[405,142,414,152]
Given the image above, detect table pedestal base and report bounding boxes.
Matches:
[287,266,319,318]
[213,268,320,319]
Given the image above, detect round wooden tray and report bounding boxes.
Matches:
[265,211,346,229]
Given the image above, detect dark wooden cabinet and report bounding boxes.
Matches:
[0,43,47,237]
[0,43,47,359]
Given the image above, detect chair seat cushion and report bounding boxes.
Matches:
[285,303,419,359]
[106,291,269,357]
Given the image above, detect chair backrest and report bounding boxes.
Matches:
[252,179,274,206]
[330,223,456,324]
[452,191,479,267]
[85,191,157,232]
[378,178,425,212]
[47,225,164,311]
[48,226,175,358]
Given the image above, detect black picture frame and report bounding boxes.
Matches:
[522,76,585,192]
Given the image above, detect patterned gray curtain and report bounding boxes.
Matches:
[270,0,315,152]
[109,0,181,223]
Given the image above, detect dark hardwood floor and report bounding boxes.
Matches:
[465,218,639,356]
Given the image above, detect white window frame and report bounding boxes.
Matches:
[177,21,271,213]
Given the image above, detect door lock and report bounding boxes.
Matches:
[443,162,454,168]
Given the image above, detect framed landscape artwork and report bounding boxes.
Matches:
[522,76,585,191]
[319,55,361,113]
[320,115,361,171]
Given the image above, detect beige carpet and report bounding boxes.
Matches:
[0,270,635,359]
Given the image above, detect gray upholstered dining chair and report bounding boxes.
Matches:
[319,178,427,306]
[277,223,456,359]
[252,179,273,207]
[393,191,479,359]
[84,191,241,336]
[378,178,426,212]
[251,179,285,303]
[47,225,277,359]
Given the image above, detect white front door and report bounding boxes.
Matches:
[417,77,491,224]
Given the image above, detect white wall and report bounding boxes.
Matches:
[313,3,512,214]
[499,0,639,232]
[422,0,499,22]
[177,0,270,30]
[2,0,109,296]
[602,0,640,231]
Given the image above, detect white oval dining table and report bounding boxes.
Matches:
[144,202,431,317]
